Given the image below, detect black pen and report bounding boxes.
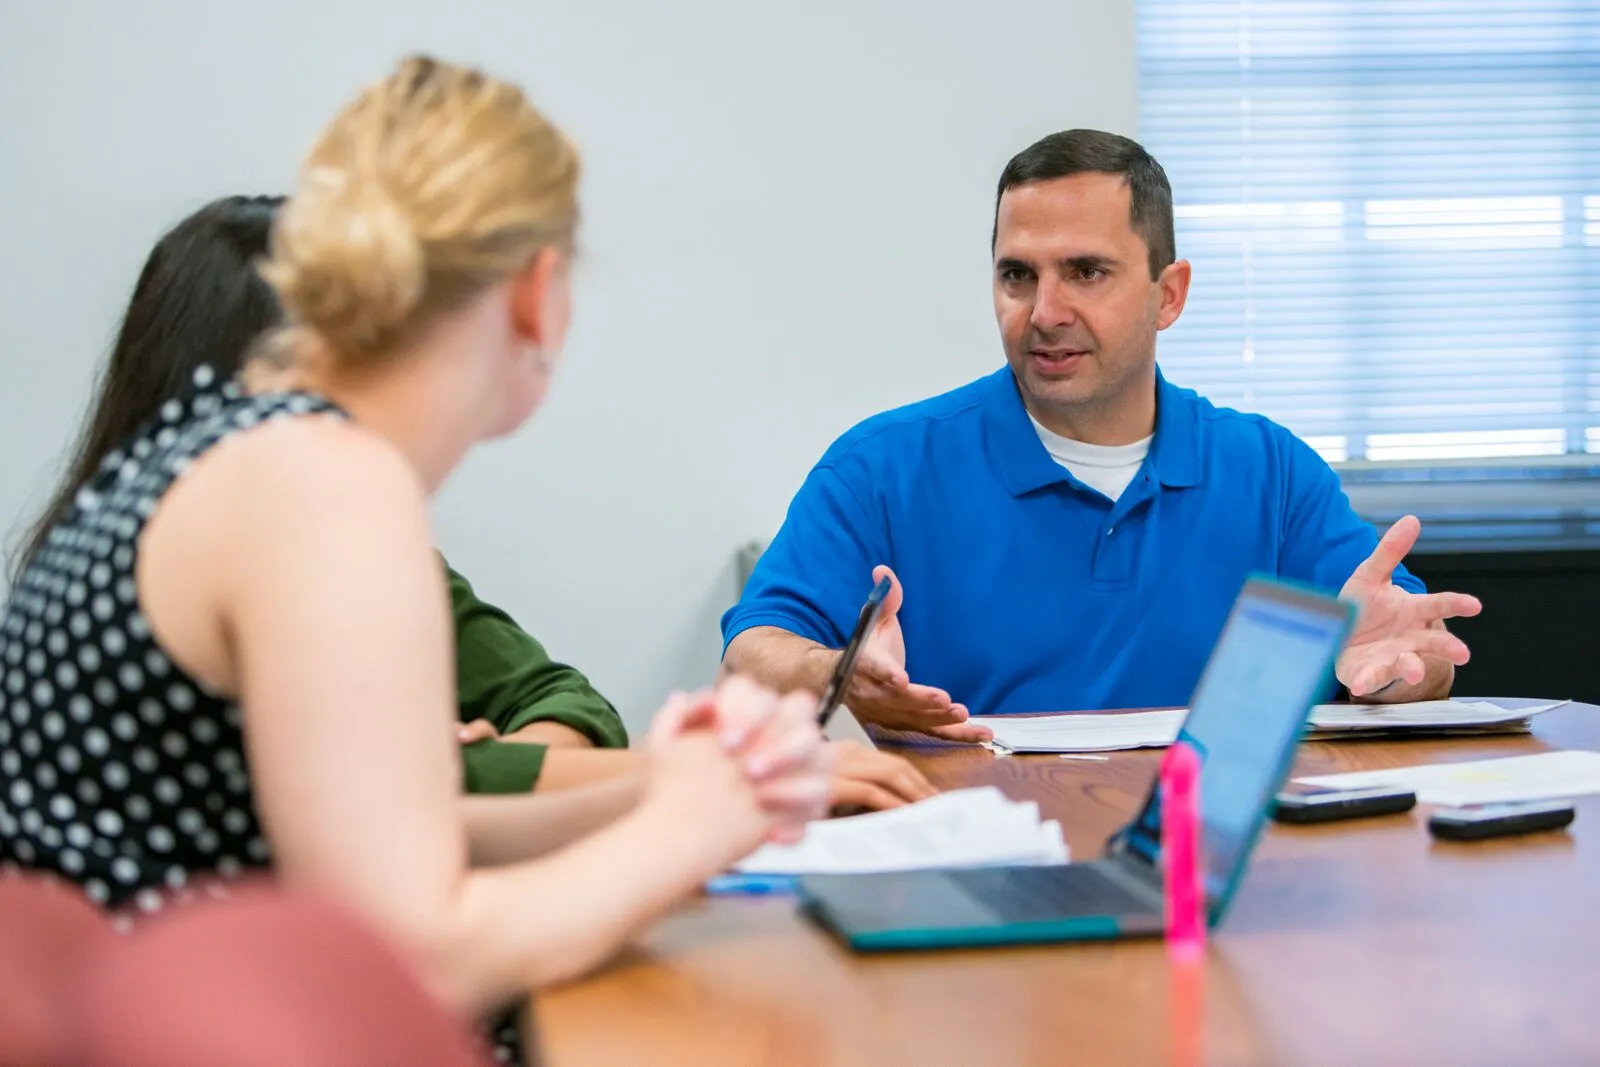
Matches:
[816,575,893,727]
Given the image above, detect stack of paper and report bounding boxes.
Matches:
[1305,699,1567,737]
[1296,750,1600,807]
[731,787,1069,876]
[982,701,1570,754]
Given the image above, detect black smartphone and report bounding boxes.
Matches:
[1271,783,1418,824]
[1427,800,1576,841]
[816,576,893,727]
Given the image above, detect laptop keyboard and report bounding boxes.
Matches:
[947,864,1152,924]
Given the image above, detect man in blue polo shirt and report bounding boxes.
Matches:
[721,129,1482,743]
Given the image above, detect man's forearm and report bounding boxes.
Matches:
[722,626,836,694]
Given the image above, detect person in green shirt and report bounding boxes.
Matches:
[446,562,628,793]
[14,194,934,808]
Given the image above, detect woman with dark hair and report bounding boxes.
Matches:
[10,194,634,796]
[15,196,286,581]
[11,193,935,804]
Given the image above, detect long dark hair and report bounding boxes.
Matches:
[11,195,285,580]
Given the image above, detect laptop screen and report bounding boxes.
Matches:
[1121,578,1352,914]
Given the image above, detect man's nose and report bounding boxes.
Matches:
[1030,275,1078,333]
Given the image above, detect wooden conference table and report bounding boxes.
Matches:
[535,699,1600,1066]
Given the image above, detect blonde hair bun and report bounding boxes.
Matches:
[261,54,580,360]
[262,167,425,355]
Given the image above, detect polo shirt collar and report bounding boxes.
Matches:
[1149,369,1202,489]
[980,364,1203,497]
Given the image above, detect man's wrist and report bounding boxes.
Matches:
[800,644,843,695]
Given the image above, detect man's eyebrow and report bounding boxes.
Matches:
[1060,254,1119,272]
[995,254,1124,274]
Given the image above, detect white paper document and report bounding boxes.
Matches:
[734,786,1069,875]
[1306,699,1567,732]
[983,701,1569,754]
[1296,749,1600,807]
[984,709,1186,753]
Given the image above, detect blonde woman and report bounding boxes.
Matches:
[0,55,830,1059]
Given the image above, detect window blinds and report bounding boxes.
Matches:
[1137,0,1600,463]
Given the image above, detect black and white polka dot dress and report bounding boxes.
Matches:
[0,366,342,914]
[0,366,525,1063]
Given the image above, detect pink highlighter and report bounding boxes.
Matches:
[1161,740,1205,961]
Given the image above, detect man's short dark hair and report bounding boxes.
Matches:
[992,129,1175,280]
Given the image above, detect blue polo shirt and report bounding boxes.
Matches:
[721,366,1422,714]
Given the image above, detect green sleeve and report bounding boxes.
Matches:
[446,561,629,749]
[460,738,547,795]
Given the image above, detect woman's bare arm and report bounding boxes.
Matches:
[140,419,795,1014]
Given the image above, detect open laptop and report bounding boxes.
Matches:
[795,575,1355,952]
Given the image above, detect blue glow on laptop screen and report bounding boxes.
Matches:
[1125,586,1349,903]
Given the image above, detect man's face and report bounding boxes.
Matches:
[992,173,1187,432]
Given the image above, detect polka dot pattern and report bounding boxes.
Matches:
[0,367,343,911]
[0,368,525,1067]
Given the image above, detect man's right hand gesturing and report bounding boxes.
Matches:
[818,566,991,743]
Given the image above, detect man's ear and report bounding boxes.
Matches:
[508,247,565,345]
[1156,259,1192,332]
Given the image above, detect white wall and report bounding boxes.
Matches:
[0,1,1137,735]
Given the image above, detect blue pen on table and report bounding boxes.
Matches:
[705,872,799,896]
